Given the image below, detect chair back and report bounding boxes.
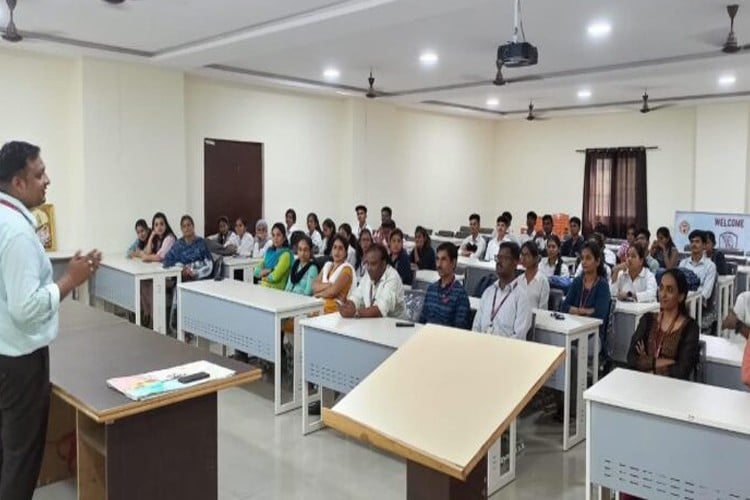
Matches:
[403,289,426,323]
[548,288,564,311]
[211,256,224,280]
[693,339,707,383]
[436,230,455,237]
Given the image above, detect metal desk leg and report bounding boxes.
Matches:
[301,326,324,435]
[488,420,516,494]
[566,331,588,450]
[153,275,167,334]
[586,400,592,500]
[563,335,572,451]
[293,315,302,407]
[243,266,253,283]
[134,276,142,329]
[176,287,185,342]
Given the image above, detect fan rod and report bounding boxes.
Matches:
[575,146,659,153]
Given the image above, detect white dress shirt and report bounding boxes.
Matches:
[484,235,514,262]
[286,224,300,239]
[515,271,550,310]
[679,254,717,305]
[226,232,254,257]
[610,267,657,302]
[0,192,60,356]
[472,279,532,339]
[349,265,405,319]
[460,234,487,260]
[539,257,570,278]
[252,238,272,259]
[353,223,373,239]
[309,230,324,254]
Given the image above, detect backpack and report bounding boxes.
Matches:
[548,275,573,294]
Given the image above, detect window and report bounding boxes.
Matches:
[582,147,647,239]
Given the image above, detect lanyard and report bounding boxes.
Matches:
[579,277,600,308]
[0,199,33,227]
[439,277,456,304]
[491,283,514,322]
[654,312,679,359]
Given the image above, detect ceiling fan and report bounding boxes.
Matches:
[723,4,741,53]
[526,101,547,121]
[365,70,379,99]
[2,0,22,43]
[639,92,672,114]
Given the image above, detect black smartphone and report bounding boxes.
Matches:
[177,371,210,384]
[395,322,415,327]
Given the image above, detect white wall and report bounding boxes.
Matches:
[493,108,698,232]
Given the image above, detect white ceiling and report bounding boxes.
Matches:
[4,0,750,118]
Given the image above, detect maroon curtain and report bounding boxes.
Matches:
[582,147,647,239]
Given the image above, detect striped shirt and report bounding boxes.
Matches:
[419,277,471,330]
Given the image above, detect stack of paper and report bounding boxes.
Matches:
[107,360,235,401]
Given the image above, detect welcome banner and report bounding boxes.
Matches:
[674,211,749,251]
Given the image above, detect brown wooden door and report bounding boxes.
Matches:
[203,139,263,236]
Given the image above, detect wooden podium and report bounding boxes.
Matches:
[322,324,564,499]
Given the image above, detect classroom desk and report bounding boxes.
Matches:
[531,309,602,451]
[561,256,577,274]
[177,279,323,415]
[323,325,564,500]
[222,256,262,282]
[301,314,518,495]
[457,256,497,296]
[701,333,748,392]
[717,274,736,336]
[610,300,660,364]
[47,250,88,302]
[585,368,750,500]
[41,303,261,500]
[430,234,463,251]
[91,256,182,334]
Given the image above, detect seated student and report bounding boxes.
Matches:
[285,235,319,296]
[561,216,584,258]
[254,222,293,290]
[410,226,436,271]
[627,268,699,380]
[353,204,373,239]
[562,241,612,362]
[340,243,406,319]
[314,234,355,313]
[389,228,413,285]
[163,215,214,281]
[484,215,513,262]
[372,206,393,245]
[226,217,254,257]
[419,243,471,329]
[723,291,750,339]
[252,219,272,259]
[285,208,299,239]
[500,210,518,242]
[517,241,550,310]
[705,230,728,275]
[126,218,150,258]
[321,218,336,256]
[539,234,570,278]
[472,242,531,338]
[610,244,657,302]
[650,226,680,269]
[337,223,359,267]
[534,214,554,253]
[518,211,538,244]
[460,213,486,259]
[140,212,176,263]
[679,229,717,309]
[617,224,637,263]
[306,212,324,255]
[575,234,613,280]
[356,228,373,281]
[212,216,234,246]
[634,228,660,272]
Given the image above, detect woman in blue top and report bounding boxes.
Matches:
[285,235,319,296]
[389,228,413,285]
[126,219,150,258]
[561,240,612,364]
[163,215,214,281]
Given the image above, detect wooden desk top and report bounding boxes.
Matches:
[179,279,323,314]
[100,256,181,276]
[300,313,420,349]
[323,324,564,480]
[58,300,128,332]
[701,333,746,367]
[584,368,750,436]
[52,305,260,423]
[533,308,602,335]
[614,301,660,315]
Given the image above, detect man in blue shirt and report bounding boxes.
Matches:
[0,141,99,500]
[419,243,471,329]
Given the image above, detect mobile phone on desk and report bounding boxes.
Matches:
[395,321,415,327]
[177,371,210,384]
[551,312,565,320]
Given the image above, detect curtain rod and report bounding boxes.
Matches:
[575,146,659,153]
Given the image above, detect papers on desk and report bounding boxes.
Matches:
[107,360,235,401]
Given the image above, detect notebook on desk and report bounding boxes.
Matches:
[107,360,235,401]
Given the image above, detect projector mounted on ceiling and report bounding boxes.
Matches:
[494,0,538,85]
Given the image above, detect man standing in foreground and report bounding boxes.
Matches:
[0,141,100,500]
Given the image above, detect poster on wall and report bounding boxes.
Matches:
[32,203,57,252]
[673,210,748,252]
